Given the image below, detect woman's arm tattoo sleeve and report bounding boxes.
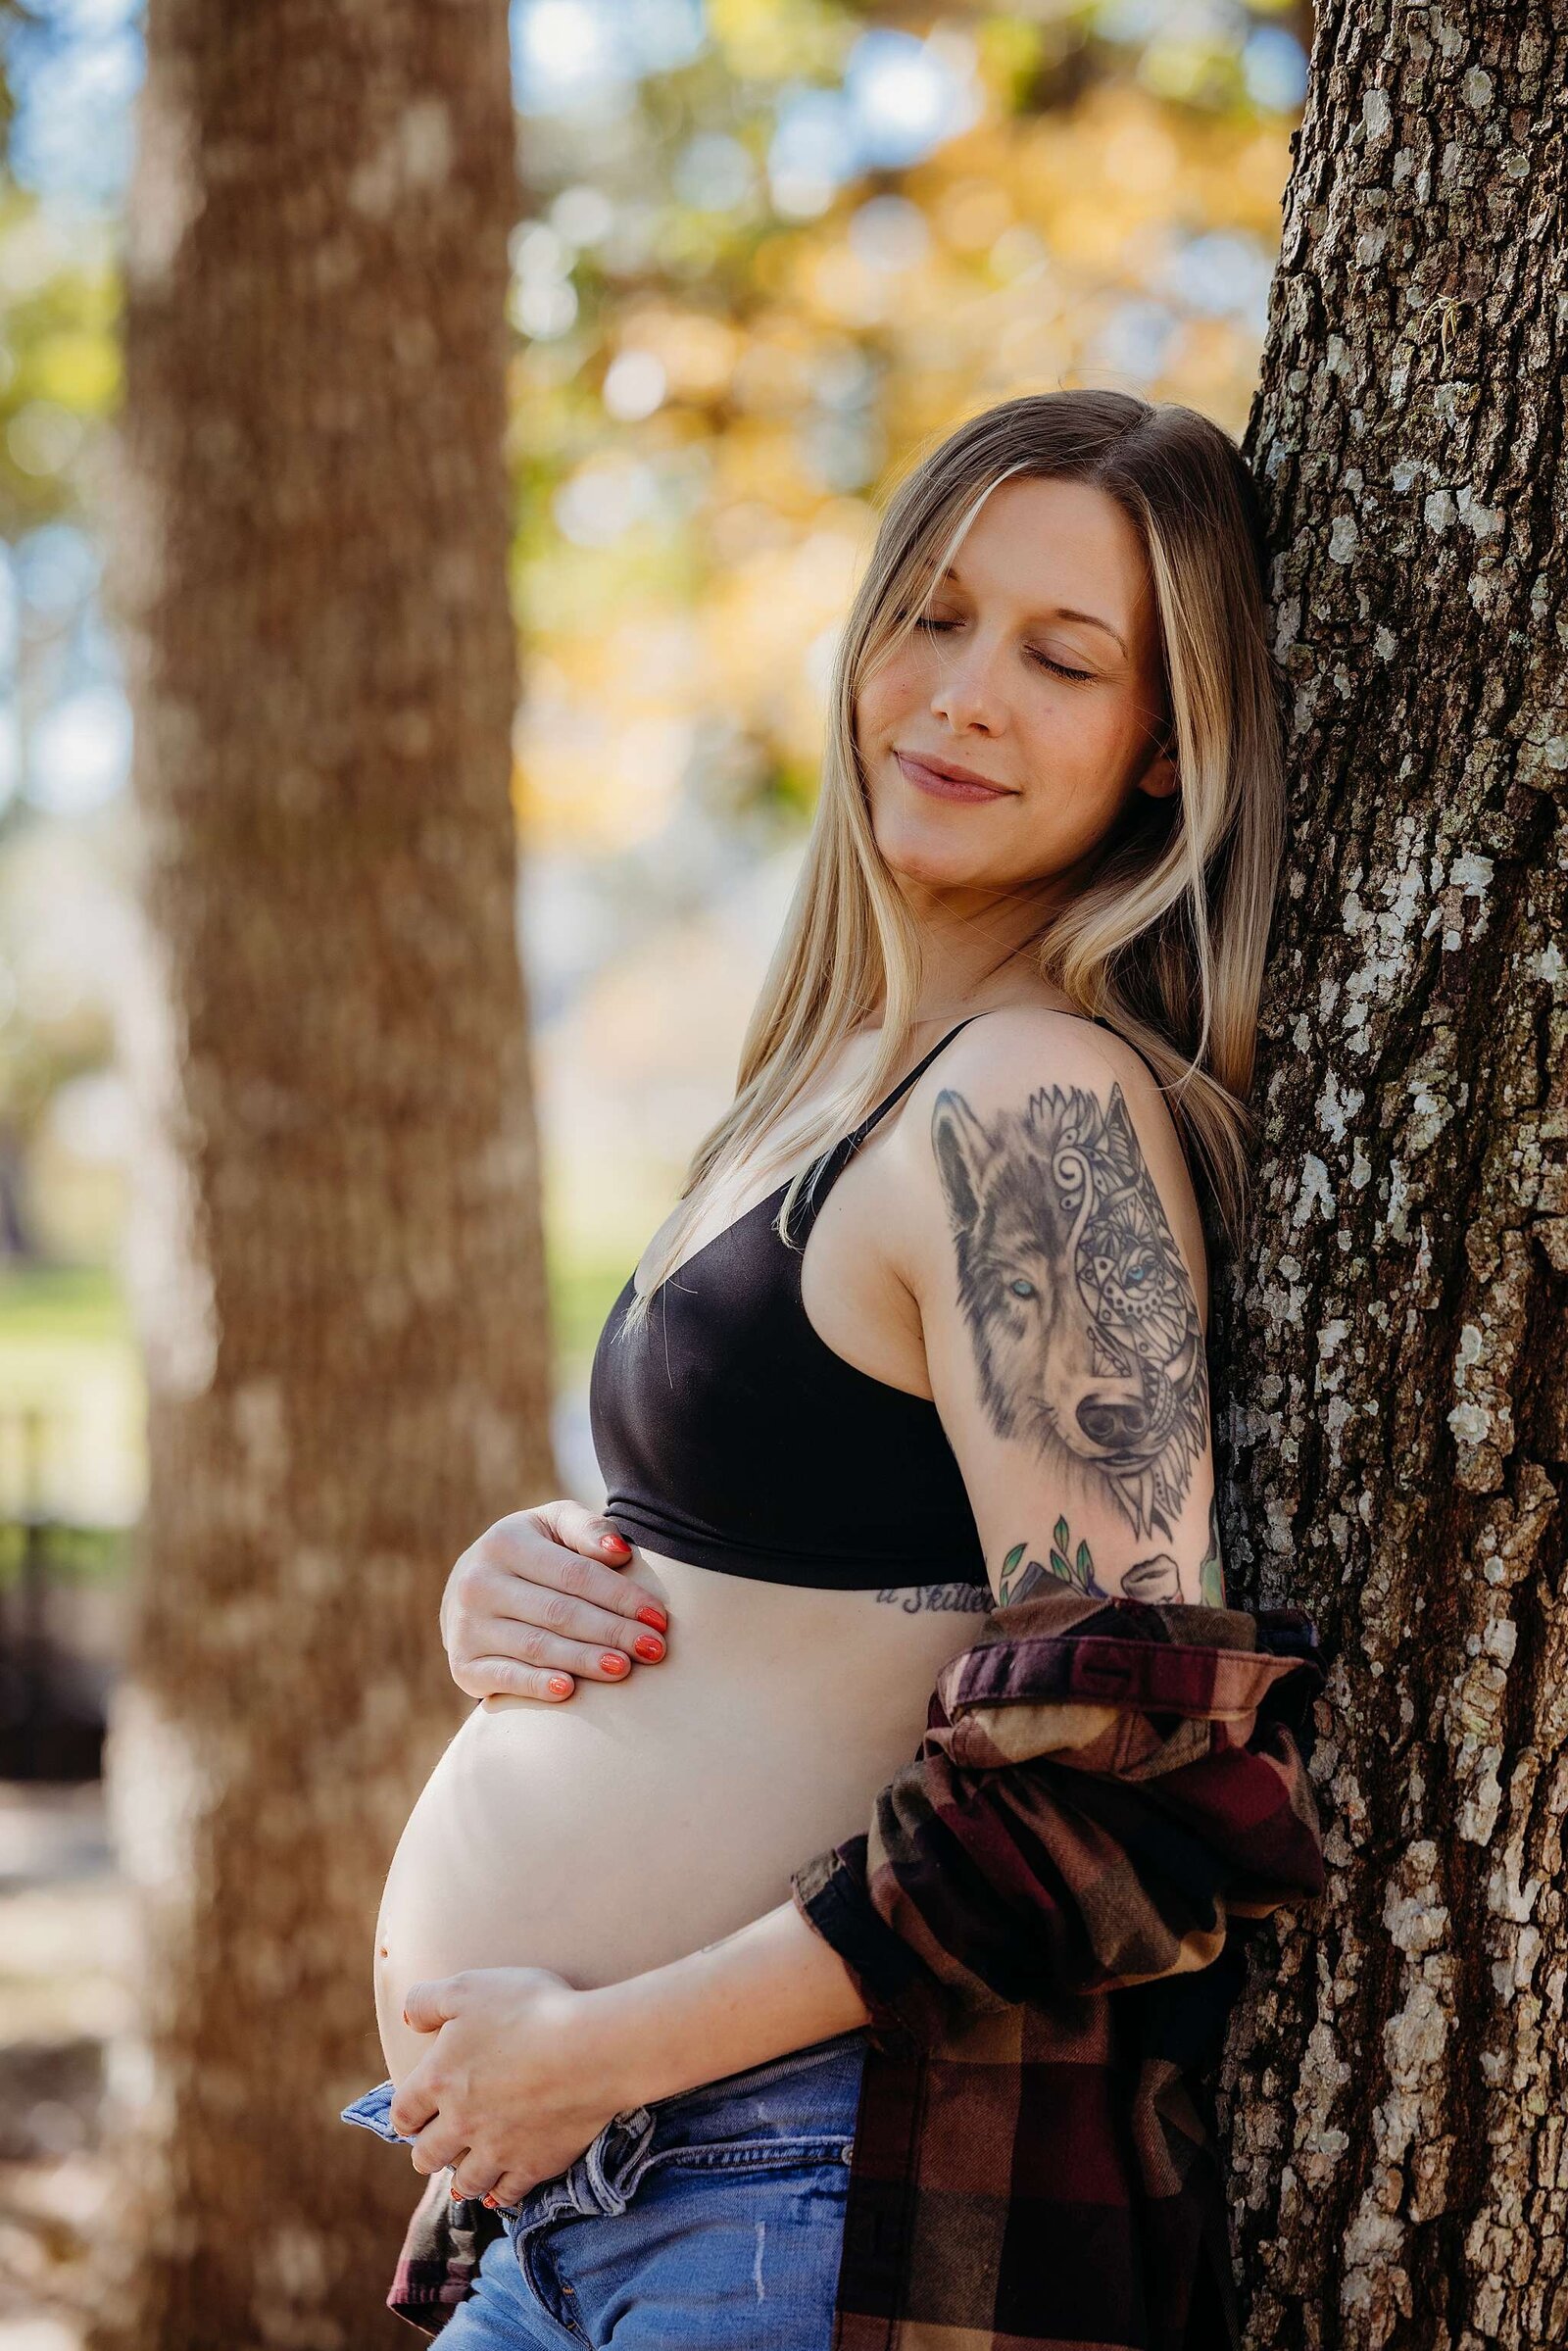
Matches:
[931,1077,1210,1567]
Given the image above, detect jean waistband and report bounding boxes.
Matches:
[337,2027,868,2157]
[503,2026,867,2238]
[652,2027,867,2116]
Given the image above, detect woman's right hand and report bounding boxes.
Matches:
[440,1501,669,1703]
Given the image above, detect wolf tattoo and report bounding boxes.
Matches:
[932,1079,1208,1543]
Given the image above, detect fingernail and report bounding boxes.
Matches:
[601,1533,630,1552]
[600,1652,630,1676]
[633,1634,664,1662]
[635,1604,668,1632]
[548,1674,572,1696]
[482,2193,498,2209]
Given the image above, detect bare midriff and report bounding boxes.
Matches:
[372,1543,990,2086]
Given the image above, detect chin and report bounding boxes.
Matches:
[871,805,1000,890]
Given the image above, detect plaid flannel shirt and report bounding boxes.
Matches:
[377,1588,1326,2350]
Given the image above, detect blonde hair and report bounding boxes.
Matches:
[619,387,1285,1340]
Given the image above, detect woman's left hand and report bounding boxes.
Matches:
[389,1967,633,2207]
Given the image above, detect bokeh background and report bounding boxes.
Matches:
[0,1,1307,2335]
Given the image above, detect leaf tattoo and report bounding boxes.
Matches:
[933,1079,1209,1543]
[999,1539,1059,1605]
[999,1518,1184,1605]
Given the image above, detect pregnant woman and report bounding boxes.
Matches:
[340,387,1326,2351]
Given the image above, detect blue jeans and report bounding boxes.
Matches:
[340,2028,868,2349]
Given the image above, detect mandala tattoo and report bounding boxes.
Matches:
[932,1080,1208,1543]
[999,1517,1183,1605]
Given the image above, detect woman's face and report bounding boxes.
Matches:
[854,473,1177,905]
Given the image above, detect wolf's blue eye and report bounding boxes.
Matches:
[1008,1278,1035,1298]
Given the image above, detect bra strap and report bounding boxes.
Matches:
[843,1015,982,1151]
[788,1015,983,1243]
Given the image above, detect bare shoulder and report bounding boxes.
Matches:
[892,1004,1207,1316]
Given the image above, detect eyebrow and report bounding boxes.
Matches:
[937,564,1128,660]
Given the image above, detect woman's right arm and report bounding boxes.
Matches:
[566,1589,1325,2110]
[786,1587,1326,2049]
[440,1500,670,1702]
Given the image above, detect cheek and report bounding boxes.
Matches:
[856,657,918,748]
[1021,786,1116,865]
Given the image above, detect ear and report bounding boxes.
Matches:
[931,1088,988,1236]
[1100,1084,1145,1188]
[1134,739,1180,802]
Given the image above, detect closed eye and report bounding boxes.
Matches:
[910,615,1096,684]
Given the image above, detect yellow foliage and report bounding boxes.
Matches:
[513,41,1298,852]
[618,305,742,402]
[935,178,1014,254]
[701,514,867,756]
[712,418,816,514]
[706,0,849,83]
[30,330,121,413]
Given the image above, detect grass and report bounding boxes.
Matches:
[551,1249,640,1376]
[0,1260,130,1346]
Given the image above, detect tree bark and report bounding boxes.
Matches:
[1214,7,1568,2347]
[91,5,550,2343]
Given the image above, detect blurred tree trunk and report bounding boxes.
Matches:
[1213,7,1567,2347]
[90,5,551,2345]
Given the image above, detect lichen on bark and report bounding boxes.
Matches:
[1212,6,1568,2345]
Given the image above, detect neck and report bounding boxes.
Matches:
[897,879,1058,1028]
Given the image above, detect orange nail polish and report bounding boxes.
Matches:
[633,1634,664,1661]
[635,1604,668,1632]
[601,1651,629,1676]
[548,1674,572,1696]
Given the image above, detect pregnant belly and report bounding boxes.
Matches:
[372,1552,989,2083]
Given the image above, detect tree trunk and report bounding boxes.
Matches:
[91,6,551,2344]
[1213,8,1568,2347]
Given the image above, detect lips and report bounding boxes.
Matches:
[894,750,1012,804]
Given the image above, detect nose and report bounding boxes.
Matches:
[927,631,1005,735]
[1076,1393,1150,1450]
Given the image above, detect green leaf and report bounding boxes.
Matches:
[1054,1515,1070,1550]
